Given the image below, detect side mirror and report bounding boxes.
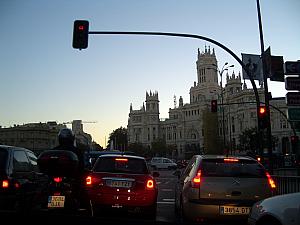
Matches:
[152,171,160,178]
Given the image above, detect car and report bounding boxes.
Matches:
[248,192,300,225]
[85,150,136,169]
[0,145,47,214]
[174,155,276,223]
[84,154,159,218]
[150,157,177,170]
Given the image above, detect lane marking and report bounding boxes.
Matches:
[161,188,173,192]
[162,198,175,202]
[157,201,175,205]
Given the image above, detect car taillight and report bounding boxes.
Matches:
[2,180,9,188]
[86,176,92,185]
[191,170,201,188]
[266,172,276,189]
[85,175,103,186]
[146,179,155,190]
[53,177,63,183]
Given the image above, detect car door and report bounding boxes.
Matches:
[175,156,196,209]
[12,149,36,201]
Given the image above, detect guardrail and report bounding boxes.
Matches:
[272,175,300,195]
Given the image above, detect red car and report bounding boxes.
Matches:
[85,154,159,218]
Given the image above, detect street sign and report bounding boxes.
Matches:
[270,56,284,82]
[287,108,300,121]
[285,61,300,75]
[286,77,300,90]
[286,92,300,106]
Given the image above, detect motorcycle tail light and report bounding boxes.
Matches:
[53,177,63,183]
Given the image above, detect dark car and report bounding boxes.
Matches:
[85,154,159,218]
[0,145,47,213]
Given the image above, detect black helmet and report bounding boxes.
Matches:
[58,128,75,146]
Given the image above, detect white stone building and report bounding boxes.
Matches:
[127,47,294,159]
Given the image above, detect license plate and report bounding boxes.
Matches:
[220,206,250,215]
[107,180,132,188]
[48,196,65,208]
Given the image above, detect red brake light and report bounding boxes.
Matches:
[86,176,92,185]
[53,177,63,183]
[266,172,276,189]
[191,170,201,188]
[2,180,9,188]
[146,179,155,190]
[224,158,239,162]
[115,158,128,162]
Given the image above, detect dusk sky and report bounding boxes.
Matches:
[1,0,299,147]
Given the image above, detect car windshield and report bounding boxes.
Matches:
[201,159,266,178]
[0,149,8,171]
[94,157,148,174]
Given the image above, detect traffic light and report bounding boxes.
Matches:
[211,100,217,112]
[291,135,298,153]
[258,106,268,129]
[72,20,89,49]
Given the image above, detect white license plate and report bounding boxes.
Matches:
[220,206,250,215]
[107,180,132,188]
[48,196,65,208]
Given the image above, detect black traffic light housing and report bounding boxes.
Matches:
[258,106,268,130]
[291,135,298,153]
[211,100,217,112]
[72,20,89,49]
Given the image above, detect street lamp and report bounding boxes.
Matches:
[209,62,234,153]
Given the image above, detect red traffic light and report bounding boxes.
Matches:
[291,135,298,143]
[259,106,266,116]
[73,20,89,49]
[211,100,217,112]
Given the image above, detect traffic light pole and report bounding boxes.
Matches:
[256,0,273,173]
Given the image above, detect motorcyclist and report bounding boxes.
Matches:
[52,128,87,210]
[53,128,85,172]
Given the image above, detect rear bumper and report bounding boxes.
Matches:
[88,191,157,208]
[183,199,255,222]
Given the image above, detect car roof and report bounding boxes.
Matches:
[98,154,145,161]
[195,154,256,161]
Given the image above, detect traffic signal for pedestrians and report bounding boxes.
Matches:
[72,20,89,49]
[258,106,268,129]
[291,135,298,153]
[211,100,217,112]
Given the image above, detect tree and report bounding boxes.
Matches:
[107,127,128,151]
[128,142,149,157]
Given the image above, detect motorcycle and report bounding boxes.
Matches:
[37,150,84,214]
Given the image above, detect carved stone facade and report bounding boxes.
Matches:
[127,47,293,159]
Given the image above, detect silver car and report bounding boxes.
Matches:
[248,192,300,225]
[174,155,276,223]
[150,157,177,170]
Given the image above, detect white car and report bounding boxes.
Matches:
[150,157,177,170]
[248,192,300,225]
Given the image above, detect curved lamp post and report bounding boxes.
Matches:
[209,63,234,152]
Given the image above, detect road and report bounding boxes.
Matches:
[1,169,249,225]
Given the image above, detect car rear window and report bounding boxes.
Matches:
[0,149,8,171]
[94,157,148,174]
[201,159,266,178]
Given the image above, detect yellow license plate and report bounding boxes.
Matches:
[220,206,250,215]
[48,196,65,208]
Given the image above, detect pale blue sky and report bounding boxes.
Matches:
[1,0,299,147]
